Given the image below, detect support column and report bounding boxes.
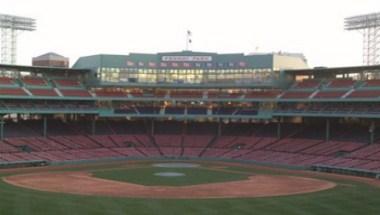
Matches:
[183,120,187,135]
[369,121,375,145]
[151,119,154,136]
[326,119,330,142]
[91,116,96,135]
[43,115,48,137]
[0,116,4,141]
[277,118,282,139]
[217,119,222,137]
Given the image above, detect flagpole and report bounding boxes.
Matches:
[186,30,192,51]
[186,31,189,51]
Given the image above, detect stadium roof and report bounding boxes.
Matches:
[284,64,380,76]
[0,63,90,73]
[33,52,68,61]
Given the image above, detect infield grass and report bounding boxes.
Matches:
[92,166,249,186]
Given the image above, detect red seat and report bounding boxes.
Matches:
[29,89,58,96]
[95,90,127,97]
[0,77,15,85]
[294,80,320,89]
[281,91,313,99]
[365,80,380,87]
[245,90,281,98]
[313,91,346,99]
[0,88,27,96]
[55,79,81,87]
[60,89,91,97]
[171,91,203,98]
[328,79,355,88]
[347,90,380,98]
[22,77,47,86]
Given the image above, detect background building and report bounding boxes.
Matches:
[32,52,69,68]
[73,51,308,84]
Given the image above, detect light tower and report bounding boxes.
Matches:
[345,12,380,66]
[0,14,36,64]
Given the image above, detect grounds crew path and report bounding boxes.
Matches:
[3,171,336,199]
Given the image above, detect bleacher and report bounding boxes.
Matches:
[171,91,203,98]
[293,79,320,89]
[165,107,185,115]
[187,107,208,115]
[327,79,355,89]
[95,90,127,97]
[21,77,48,86]
[0,88,28,96]
[54,79,82,88]
[281,91,313,99]
[212,107,236,115]
[245,90,281,99]
[313,90,347,99]
[346,90,380,98]
[0,77,16,86]
[1,120,380,174]
[135,106,161,114]
[29,89,58,97]
[208,91,243,99]
[363,80,380,88]
[59,89,92,97]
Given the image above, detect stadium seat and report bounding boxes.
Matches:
[313,91,346,99]
[0,77,16,86]
[245,90,282,98]
[59,89,92,97]
[293,79,320,89]
[0,88,28,96]
[327,79,355,88]
[22,77,47,86]
[346,90,380,98]
[29,89,58,97]
[54,79,81,87]
[281,91,313,99]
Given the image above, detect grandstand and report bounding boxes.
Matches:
[1,52,380,176]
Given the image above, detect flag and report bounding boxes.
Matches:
[160,62,168,68]
[187,30,192,46]
[195,63,202,68]
[138,62,144,67]
[183,62,191,68]
[228,62,234,67]
[206,62,213,68]
[172,62,179,67]
[127,61,135,66]
[238,61,246,67]
[148,62,156,68]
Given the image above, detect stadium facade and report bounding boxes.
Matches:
[1,51,380,176]
[73,51,308,85]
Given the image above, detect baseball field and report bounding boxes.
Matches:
[0,160,380,214]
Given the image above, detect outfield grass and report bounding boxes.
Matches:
[92,166,249,186]
[0,161,379,215]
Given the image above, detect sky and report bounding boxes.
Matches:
[1,0,379,67]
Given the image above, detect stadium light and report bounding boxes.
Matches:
[0,14,36,64]
[345,12,380,66]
